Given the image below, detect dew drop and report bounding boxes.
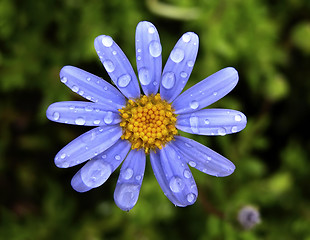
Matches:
[169,176,184,193]
[180,71,188,78]
[187,61,194,67]
[82,162,112,188]
[189,161,196,167]
[187,193,196,203]
[114,154,121,160]
[93,120,101,125]
[149,40,162,57]
[114,184,139,210]
[138,67,151,85]
[161,72,175,89]
[235,114,242,122]
[183,169,192,179]
[123,168,134,180]
[85,105,93,112]
[62,162,69,168]
[135,175,142,181]
[137,56,141,61]
[170,48,185,63]
[182,33,191,43]
[101,154,107,159]
[104,111,113,124]
[204,119,210,124]
[53,112,60,121]
[86,77,91,81]
[72,85,79,92]
[190,100,199,110]
[75,117,86,125]
[218,128,226,136]
[60,153,66,159]
[118,74,131,87]
[189,115,199,134]
[103,60,115,72]
[231,126,238,133]
[112,51,117,55]
[185,143,192,148]
[60,76,67,83]
[101,35,113,47]
[148,26,155,34]
[213,91,218,96]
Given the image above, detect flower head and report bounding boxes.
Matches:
[46,21,247,211]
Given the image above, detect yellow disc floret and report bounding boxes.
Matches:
[119,93,178,153]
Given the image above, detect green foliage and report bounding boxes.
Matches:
[1,0,310,239]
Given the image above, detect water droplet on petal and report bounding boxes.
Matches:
[187,61,194,67]
[104,111,113,124]
[101,35,113,47]
[103,60,115,72]
[204,119,210,124]
[190,100,199,110]
[231,126,238,133]
[86,77,91,81]
[182,33,191,43]
[60,153,66,159]
[213,91,218,96]
[85,105,93,112]
[149,40,162,57]
[82,162,112,188]
[138,67,151,85]
[187,193,196,203]
[169,177,184,193]
[101,154,107,159]
[114,155,121,160]
[170,48,185,63]
[60,77,67,83]
[148,26,155,34]
[185,143,192,148]
[183,169,192,179]
[112,51,117,55]
[118,74,131,87]
[93,120,101,125]
[235,114,242,122]
[180,71,188,78]
[189,161,196,167]
[72,85,79,92]
[135,175,142,181]
[123,168,134,180]
[161,72,175,89]
[137,56,141,61]
[114,184,140,210]
[75,117,86,125]
[189,115,199,134]
[53,112,60,121]
[218,128,226,136]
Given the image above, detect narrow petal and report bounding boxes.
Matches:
[46,101,121,126]
[172,67,239,114]
[71,170,92,193]
[176,109,247,135]
[136,21,162,96]
[172,136,235,177]
[55,125,122,168]
[150,144,198,207]
[160,32,199,102]
[60,66,126,111]
[94,35,140,99]
[79,139,131,188]
[114,149,146,211]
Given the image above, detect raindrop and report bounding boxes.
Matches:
[85,106,93,112]
[182,33,191,43]
[123,168,134,180]
[93,120,101,125]
[187,61,194,67]
[114,184,139,210]
[231,126,238,133]
[137,56,141,61]
[86,77,91,81]
[183,169,192,179]
[60,153,66,159]
[213,91,218,96]
[115,155,121,160]
[180,72,188,78]
[204,119,210,125]
[118,74,131,88]
[189,161,196,167]
[161,72,175,89]
[135,175,142,181]
[218,128,226,136]
[189,115,199,134]
[69,105,75,110]
[62,162,69,168]
[103,60,115,72]
[75,117,86,125]
[101,154,107,159]
[190,100,199,110]
[169,176,184,193]
[112,51,117,55]
[148,26,155,34]
[53,112,60,121]
[82,162,112,188]
[60,77,67,83]
[185,143,192,148]
[235,114,242,122]
[187,193,196,203]
[104,111,113,124]
[170,48,185,63]
[101,35,113,47]
[103,86,108,91]
[138,67,151,85]
[149,40,162,57]
[72,85,79,92]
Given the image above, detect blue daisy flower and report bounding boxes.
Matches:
[46,21,247,211]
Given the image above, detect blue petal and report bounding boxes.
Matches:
[160,32,199,102]
[114,149,146,211]
[172,67,239,114]
[136,21,162,96]
[176,109,247,135]
[55,125,122,168]
[78,139,131,189]
[94,35,141,99]
[150,144,198,207]
[60,66,126,111]
[172,136,235,177]
[46,101,121,126]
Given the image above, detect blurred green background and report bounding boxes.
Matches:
[1,0,310,239]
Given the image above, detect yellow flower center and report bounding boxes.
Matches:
[119,94,178,153]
